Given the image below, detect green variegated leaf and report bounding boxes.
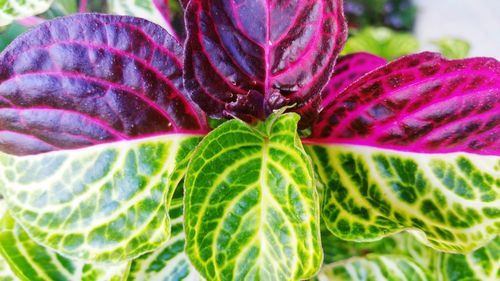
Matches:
[307,144,499,253]
[320,230,499,281]
[0,0,54,26]
[0,208,130,281]
[439,236,499,281]
[314,255,433,281]
[128,198,202,281]
[185,113,322,280]
[0,135,201,262]
[0,254,18,281]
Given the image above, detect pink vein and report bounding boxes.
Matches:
[6,71,179,131]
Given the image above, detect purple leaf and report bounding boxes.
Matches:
[0,14,208,156]
[183,0,347,127]
[322,52,386,107]
[310,52,500,155]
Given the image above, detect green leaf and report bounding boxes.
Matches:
[0,254,19,281]
[0,0,54,26]
[0,23,27,52]
[127,198,202,281]
[314,255,433,281]
[342,27,419,60]
[185,113,322,280]
[432,38,471,59]
[0,208,129,281]
[0,135,201,262]
[306,144,499,253]
[319,231,500,281]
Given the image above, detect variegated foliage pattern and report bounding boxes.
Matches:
[0,135,201,262]
[307,144,499,253]
[0,0,53,26]
[185,113,322,280]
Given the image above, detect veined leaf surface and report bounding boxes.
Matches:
[0,14,207,156]
[307,52,500,252]
[127,198,202,281]
[0,134,201,262]
[314,255,432,281]
[311,53,499,155]
[0,0,53,27]
[0,209,130,281]
[307,144,499,252]
[183,0,347,127]
[322,53,386,107]
[319,231,500,281]
[185,113,322,280]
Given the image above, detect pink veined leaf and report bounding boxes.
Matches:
[309,52,500,155]
[0,14,208,156]
[183,0,347,127]
[322,52,386,108]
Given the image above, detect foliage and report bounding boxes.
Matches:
[0,1,498,281]
[341,27,419,60]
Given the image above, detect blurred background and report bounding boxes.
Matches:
[1,0,500,59]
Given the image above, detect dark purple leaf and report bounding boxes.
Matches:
[0,14,208,156]
[322,52,386,107]
[309,52,500,155]
[183,0,347,127]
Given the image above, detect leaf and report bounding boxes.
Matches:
[108,0,180,40]
[307,52,500,253]
[0,208,130,281]
[0,254,19,281]
[0,134,202,262]
[432,38,471,59]
[183,0,347,127]
[312,52,500,155]
[307,143,499,253]
[185,113,322,280]
[0,14,207,156]
[313,255,433,281]
[319,231,500,281]
[342,27,419,60]
[322,52,386,107]
[127,198,202,281]
[0,23,27,52]
[0,0,54,27]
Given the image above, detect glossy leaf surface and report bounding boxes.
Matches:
[185,113,321,280]
[0,210,130,281]
[0,14,206,156]
[312,52,500,155]
[307,144,499,252]
[127,198,202,281]
[0,0,53,26]
[184,0,347,126]
[322,53,386,107]
[0,134,201,262]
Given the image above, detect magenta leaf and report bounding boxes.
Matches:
[310,52,500,155]
[322,52,386,107]
[0,14,207,156]
[183,0,347,127]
